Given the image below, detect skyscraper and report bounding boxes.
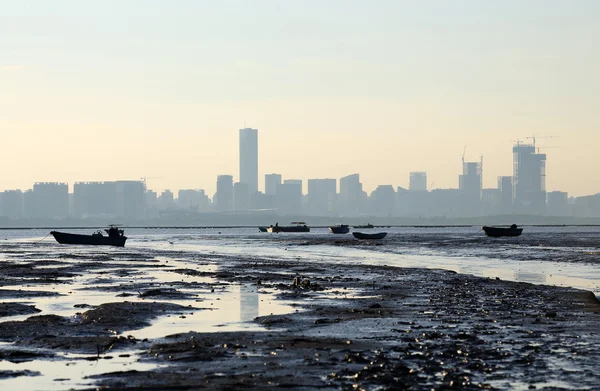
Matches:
[307,178,337,216]
[215,175,234,212]
[459,160,482,216]
[409,172,427,191]
[265,173,282,196]
[513,143,546,214]
[239,128,258,194]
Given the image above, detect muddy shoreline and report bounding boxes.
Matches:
[1,247,600,390]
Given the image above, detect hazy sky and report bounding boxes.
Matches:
[1,1,599,196]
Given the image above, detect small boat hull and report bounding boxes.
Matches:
[329,225,350,234]
[50,231,127,247]
[258,227,268,232]
[352,232,387,240]
[267,226,310,233]
[482,226,523,237]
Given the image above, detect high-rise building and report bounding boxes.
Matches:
[276,180,303,215]
[0,190,24,219]
[215,175,234,212]
[158,190,175,210]
[459,160,482,216]
[339,174,363,216]
[370,185,396,217]
[233,182,250,211]
[513,143,546,214]
[72,182,117,218]
[307,178,337,216]
[29,182,69,219]
[115,181,145,220]
[409,172,427,192]
[547,191,568,216]
[265,174,282,196]
[239,128,258,194]
[497,176,513,214]
[178,189,209,212]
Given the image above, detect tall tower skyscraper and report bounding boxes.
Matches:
[512,142,546,214]
[239,128,258,194]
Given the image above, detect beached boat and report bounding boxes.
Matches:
[352,232,387,240]
[267,222,310,233]
[50,226,127,247]
[353,223,374,229]
[482,224,523,237]
[329,224,350,234]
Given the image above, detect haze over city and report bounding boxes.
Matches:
[2,1,599,197]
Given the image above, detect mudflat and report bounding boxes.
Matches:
[1,248,599,390]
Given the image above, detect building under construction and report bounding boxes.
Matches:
[512,142,546,214]
[459,157,483,216]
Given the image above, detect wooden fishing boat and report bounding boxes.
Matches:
[352,232,387,240]
[482,224,523,237]
[329,224,350,234]
[267,222,310,233]
[50,226,127,247]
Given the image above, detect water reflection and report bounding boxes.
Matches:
[239,284,259,322]
[514,270,547,284]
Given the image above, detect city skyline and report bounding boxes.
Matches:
[2,1,599,196]
[0,136,581,198]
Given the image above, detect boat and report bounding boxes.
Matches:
[353,223,374,229]
[352,232,387,240]
[258,226,268,232]
[482,224,523,237]
[50,225,127,247]
[267,222,310,233]
[329,224,350,234]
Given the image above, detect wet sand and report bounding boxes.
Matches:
[1,245,600,390]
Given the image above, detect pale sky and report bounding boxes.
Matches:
[1,1,599,197]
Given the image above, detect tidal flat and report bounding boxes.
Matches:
[1,235,599,390]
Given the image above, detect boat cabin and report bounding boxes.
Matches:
[105,226,125,238]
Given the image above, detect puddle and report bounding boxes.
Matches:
[0,348,161,391]
[126,284,296,339]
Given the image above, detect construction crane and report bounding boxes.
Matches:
[526,135,555,149]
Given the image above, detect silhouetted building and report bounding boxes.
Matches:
[482,189,501,215]
[158,190,175,210]
[409,172,427,192]
[239,128,258,194]
[573,194,600,218]
[339,174,364,216]
[234,182,250,211]
[0,190,24,219]
[429,189,460,217]
[307,178,336,216]
[497,176,513,214]
[145,190,159,218]
[370,185,396,217]
[547,191,568,216]
[29,182,69,219]
[115,181,145,220]
[513,143,546,214]
[178,189,209,212]
[459,161,482,216]
[276,180,303,215]
[264,173,282,209]
[215,175,234,212]
[73,182,117,218]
